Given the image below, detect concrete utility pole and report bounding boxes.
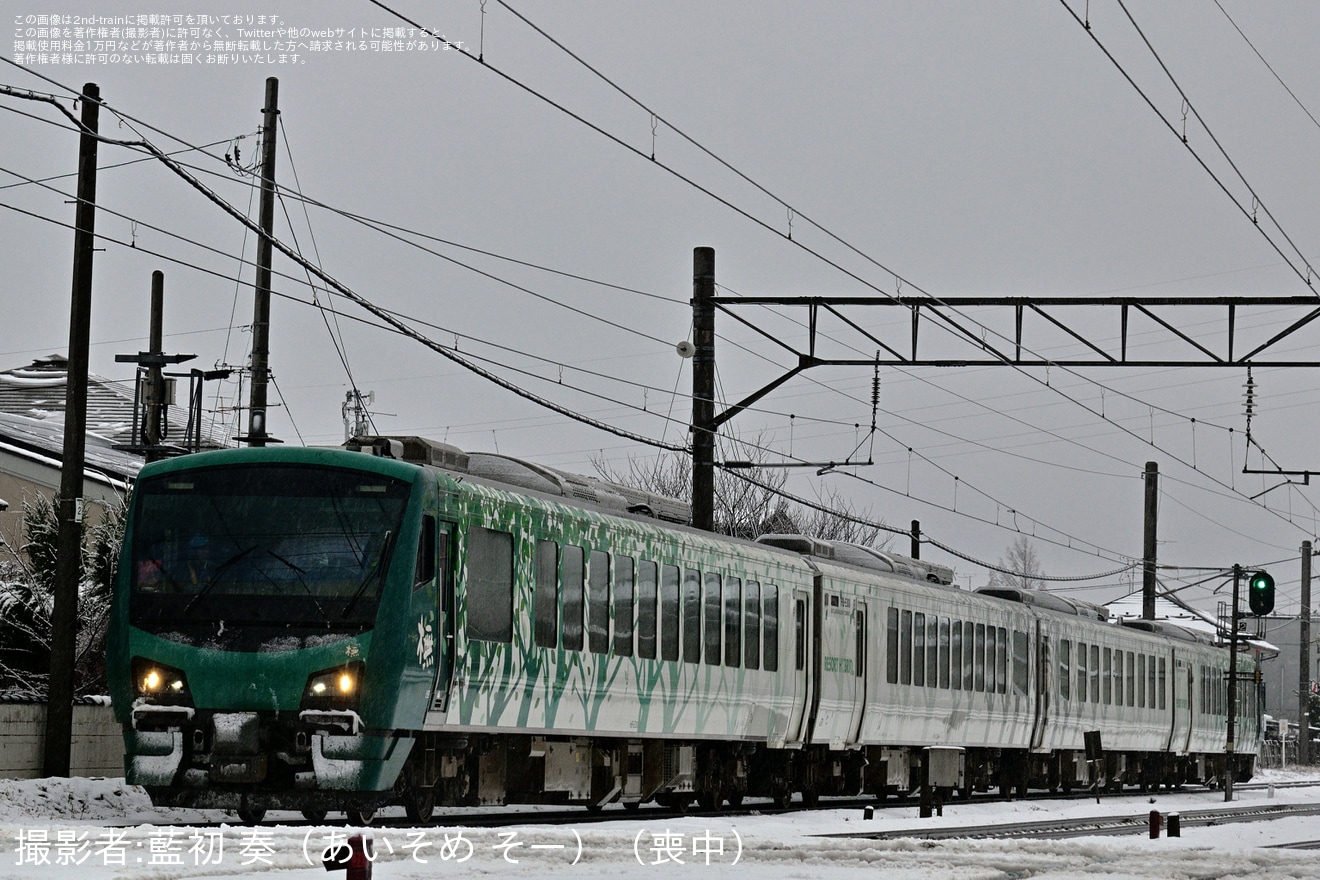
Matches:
[244,76,280,446]
[144,270,165,460]
[1301,542,1312,765]
[45,81,100,777]
[1143,461,1159,620]
[691,246,715,532]
[1226,564,1241,802]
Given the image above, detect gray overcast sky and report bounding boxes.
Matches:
[4,1,1320,612]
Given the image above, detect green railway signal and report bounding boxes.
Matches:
[1247,570,1274,616]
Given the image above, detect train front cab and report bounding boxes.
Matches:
[108,449,454,822]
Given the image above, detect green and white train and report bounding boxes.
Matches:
[107,436,1261,822]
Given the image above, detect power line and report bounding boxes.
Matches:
[1056,0,1317,291]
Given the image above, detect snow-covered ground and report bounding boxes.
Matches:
[4,770,1320,878]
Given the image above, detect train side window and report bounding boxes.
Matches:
[855,610,865,677]
[1113,651,1123,706]
[1149,656,1158,710]
[660,564,680,662]
[1102,648,1112,704]
[950,619,962,691]
[534,539,559,649]
[414,515,436,590]
[886,607,899,684]
[704,572,722,666]
[682,569,702,663]
[927,617,939,688]
[913,613,926,687]
[973,624,986,692]
[763,584,779,672]
[724,576,741,667]
[1059,639,1071,701]
[938,618,950,689]
[637,561,658,660]
[1137,654,1146,707]
[900,610,913,685]
[1012,630,1029,697]
[744,581,761,670]
[983,625,995,693]
[1089,645,1100,704]
[1077,641,1087,702]
[1158,657,1166,710]
[588,550,611,655]
[466,526,513,644]
[794,598,806,671]
[1126,651,1135,707]
[562,545,585,651]
[614,555,635,657]
[992,625,1003,696]
[966,622,976,691]
[960,622,971,691]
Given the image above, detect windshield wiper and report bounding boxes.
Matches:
[182,544,258,615]
[264,548,332,626]
[340,530,393,620]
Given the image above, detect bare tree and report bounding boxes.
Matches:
[986,535,1046,591]
[592,444,891,548]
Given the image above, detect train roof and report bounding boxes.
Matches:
[344,435,691,524]
[754,533,956,586]
[975,587,1109,621]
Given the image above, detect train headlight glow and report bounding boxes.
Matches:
[131,657,191,704]
[302,662,364,710]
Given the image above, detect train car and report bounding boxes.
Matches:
[106,436,1260,822]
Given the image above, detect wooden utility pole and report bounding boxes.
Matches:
[691,246,715,531]
[1142,461,1159,620]
[1301,542,1312,765]
[911,520,921,559]
[244,76,280,446]
[45,82,100,777]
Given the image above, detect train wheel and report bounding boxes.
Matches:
[727,793,744,808]
[346,807,377,826]
[772,787,792,809]
[801,789,820,809]
[236,808,266,824]
[301,809,328,824]
[405,787,435,823]
[622,800,641,811]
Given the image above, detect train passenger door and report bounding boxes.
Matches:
[847,603,867,744]
[784,588,813,746]
[1171,656,1193,755]
[1030,623,1050,751]
[427,520,456,714]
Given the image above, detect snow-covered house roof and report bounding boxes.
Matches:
[0,354,228,451]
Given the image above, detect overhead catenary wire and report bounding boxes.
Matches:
[355,3,1320,551]
[5,53,1314,585]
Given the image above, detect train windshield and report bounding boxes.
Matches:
[127,463,411,650]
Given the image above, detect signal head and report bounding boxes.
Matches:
[1247,570,1275,616]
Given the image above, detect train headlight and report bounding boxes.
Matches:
[131,657,191,704]
[302,662,364,710]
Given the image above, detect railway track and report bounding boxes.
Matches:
[821,802,1320,842]
[124,776,1320,830]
